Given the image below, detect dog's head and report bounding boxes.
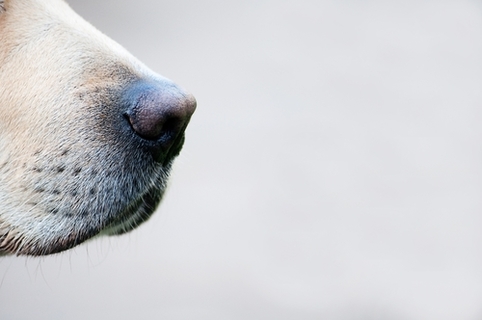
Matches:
[0,0,196,255]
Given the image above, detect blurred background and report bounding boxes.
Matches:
[1,0,482,319]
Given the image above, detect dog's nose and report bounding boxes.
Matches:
[123,80,196,162]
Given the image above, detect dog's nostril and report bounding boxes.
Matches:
[123,80,196,161]
[126,109,164,141]
[126,106,184,142]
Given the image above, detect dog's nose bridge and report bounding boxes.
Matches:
[123,80,196,161]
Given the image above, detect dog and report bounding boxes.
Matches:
[0,0,196,255]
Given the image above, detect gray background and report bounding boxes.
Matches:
[1,0,482,319]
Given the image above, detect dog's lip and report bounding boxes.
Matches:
[163,133,185,165]
[98,185,162,236]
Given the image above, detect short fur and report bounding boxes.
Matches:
[0,0,195,255]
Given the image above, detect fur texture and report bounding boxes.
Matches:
[0,0,195,255]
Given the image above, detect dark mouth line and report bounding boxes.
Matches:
[99,185,161,236]
[163,133,186,166]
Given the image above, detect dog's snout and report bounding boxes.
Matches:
[123,80,196,162]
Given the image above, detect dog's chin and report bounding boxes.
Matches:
[43,166,169,256]
[0,158,173,256]
[20,189,163,256]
